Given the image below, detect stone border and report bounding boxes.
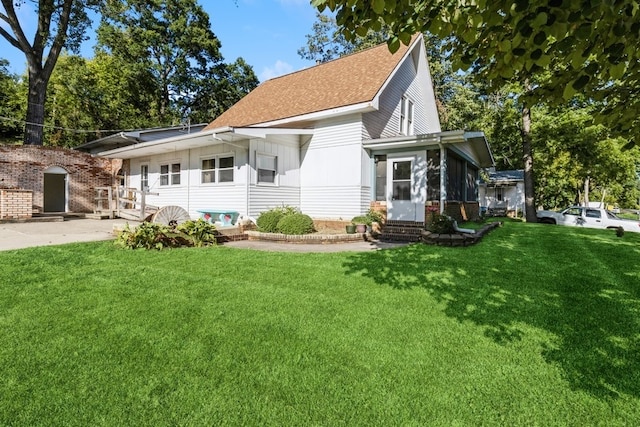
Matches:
[245,230,368,244]
[421,221,502,246]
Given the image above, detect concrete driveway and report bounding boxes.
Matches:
[0,218,132,252]
[0,218,408,253]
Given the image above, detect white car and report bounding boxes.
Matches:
[536,206,640,233]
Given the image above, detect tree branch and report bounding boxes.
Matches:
[0,0,35,56]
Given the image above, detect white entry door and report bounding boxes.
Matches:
[386,155,425,222]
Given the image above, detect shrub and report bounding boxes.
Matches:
[276,213,315,235]
[257,210,285,233]
[116,222,177,250]
[257,205,301,232]
[116,219,216,250]
[366,208,384,224]
[427,213,456,234]
[177,219,217,247]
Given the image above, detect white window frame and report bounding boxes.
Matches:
[200,154,235,185]
[160,162,181,186]
[400,96,414,136]
[257,153,278,185]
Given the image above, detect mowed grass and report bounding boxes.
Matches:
[1,222,639,426]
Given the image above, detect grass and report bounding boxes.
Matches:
[1,221,639,426]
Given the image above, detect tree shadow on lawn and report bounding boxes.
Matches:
[342,225,640,400]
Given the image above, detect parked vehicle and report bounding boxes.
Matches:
[536,206,640,233]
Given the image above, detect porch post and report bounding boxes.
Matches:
[439,143,447,214]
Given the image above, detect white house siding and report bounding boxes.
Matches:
[247,135,301,217]
[479,182,525,214]
[128,142,250,219]
[300,114,369,219]
[362,41,441,140]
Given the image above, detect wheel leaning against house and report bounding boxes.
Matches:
[152,205,191,226]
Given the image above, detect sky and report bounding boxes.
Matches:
[0,0,320,82]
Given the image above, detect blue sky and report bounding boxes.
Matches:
[0,0,320,82]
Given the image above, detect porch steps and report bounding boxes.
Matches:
[379,220,424,243]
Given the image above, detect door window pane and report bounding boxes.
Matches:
[392,160,412,201]
[393,161,411,180]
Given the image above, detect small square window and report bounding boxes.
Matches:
[160,163,180,186]
[257,154,277,184]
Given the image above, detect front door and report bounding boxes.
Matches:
[386,154,426,222]
[44,172,67,212]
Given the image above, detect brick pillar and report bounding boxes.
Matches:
[0,189,33,219]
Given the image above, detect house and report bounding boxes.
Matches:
[479,169,525,217]
[95,34,494,225]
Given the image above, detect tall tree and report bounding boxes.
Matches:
[532,106,640,209]
[0,58,25,143]
[0,0,98,145]
[97,0,257,124]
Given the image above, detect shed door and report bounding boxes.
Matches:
[387,155,425,222]
[44,168,67,212]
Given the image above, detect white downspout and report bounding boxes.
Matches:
[438,139,446,214]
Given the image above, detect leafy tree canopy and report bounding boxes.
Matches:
[312,0,640,144]
[97,0,258,124]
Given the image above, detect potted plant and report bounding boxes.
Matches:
[345,223,356,234]
[366,208,384,233]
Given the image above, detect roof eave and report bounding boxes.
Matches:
[250,101,377,128]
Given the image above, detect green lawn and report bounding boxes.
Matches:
[1,222,639,426]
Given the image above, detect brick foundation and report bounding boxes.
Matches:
[0,189,33,219]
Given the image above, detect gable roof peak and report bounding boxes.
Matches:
[204,33,423,130]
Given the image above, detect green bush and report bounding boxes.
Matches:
[366,208,384,224]
[257,205,301,232]
[257,210,285,233]
[177,219,217,247]
[116,219,216,250]
[276,213,315,235]
[427,213,457,234]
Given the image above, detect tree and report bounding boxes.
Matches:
[97,0,257,124]
[44,52,162,147]
[0,59,24,143]
[311,0,640,144]
[532,106,640,209]
[0,0,99,145]
[298,12,389,64]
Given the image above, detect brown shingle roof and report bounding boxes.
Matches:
[204,35,420,130]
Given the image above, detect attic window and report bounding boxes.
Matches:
[400,96,414,135]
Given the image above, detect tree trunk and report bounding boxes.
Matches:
[583,176,590,206]
[24,69,48,145]
[521,100,537,222]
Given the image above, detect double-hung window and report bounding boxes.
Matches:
[201,155,234,184]
[257,154,277,184]
[400,96,414,135]
[160,163,180,186]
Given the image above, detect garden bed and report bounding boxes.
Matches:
[422,221,502,246]
[245,230,368,244]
